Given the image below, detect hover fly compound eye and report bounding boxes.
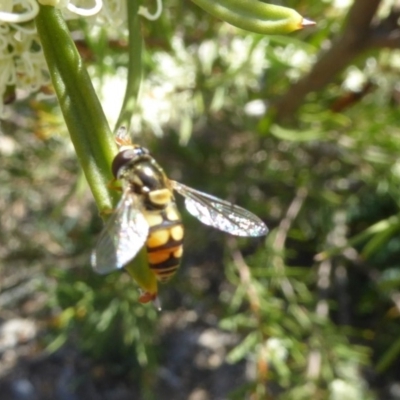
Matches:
[112,147,151,178]
[112,149,136,178]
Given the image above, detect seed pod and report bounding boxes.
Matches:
[191,0,315,34]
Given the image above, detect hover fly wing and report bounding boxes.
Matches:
[91,192,149,274]
[171,181,268,237]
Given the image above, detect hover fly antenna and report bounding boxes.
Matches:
[115,126,132,147]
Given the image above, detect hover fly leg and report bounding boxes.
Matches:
[97,180,123,217]
[138,290,158,305]
[99,207,114,217]
[107,178,123,192]
[138,289,162,312]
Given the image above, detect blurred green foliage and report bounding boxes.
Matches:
[1,0,400,399]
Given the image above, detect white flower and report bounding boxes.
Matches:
[0,0,39,23]
[265,337,289,362]
[0,21,49,117]
[0,0,118,118]
[0,0,166,118]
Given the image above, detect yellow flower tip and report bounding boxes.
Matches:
[291,17,316,32]
[300,18,316,29]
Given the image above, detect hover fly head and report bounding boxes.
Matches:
[112,145,150,179]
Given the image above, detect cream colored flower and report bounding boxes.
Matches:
[0,0,164,118]
[0,0,39,23]
[0,20,49,117]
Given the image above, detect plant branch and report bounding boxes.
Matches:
[36,6,119,213]
[115,0,143,131]
[274,0,382,123]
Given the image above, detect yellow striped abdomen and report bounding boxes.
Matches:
[144,202,184,283]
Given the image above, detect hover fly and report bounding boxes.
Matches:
[91,128,268,302]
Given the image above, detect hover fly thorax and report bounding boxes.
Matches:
[112,146,172,209]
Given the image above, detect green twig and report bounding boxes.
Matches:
[35,5,119,213]
[115,0,143,131]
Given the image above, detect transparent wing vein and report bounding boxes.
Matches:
[171,181,268,237]
[91,192,149,274]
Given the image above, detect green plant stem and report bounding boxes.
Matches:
[115,0,143,131]
[35,5,119,213]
